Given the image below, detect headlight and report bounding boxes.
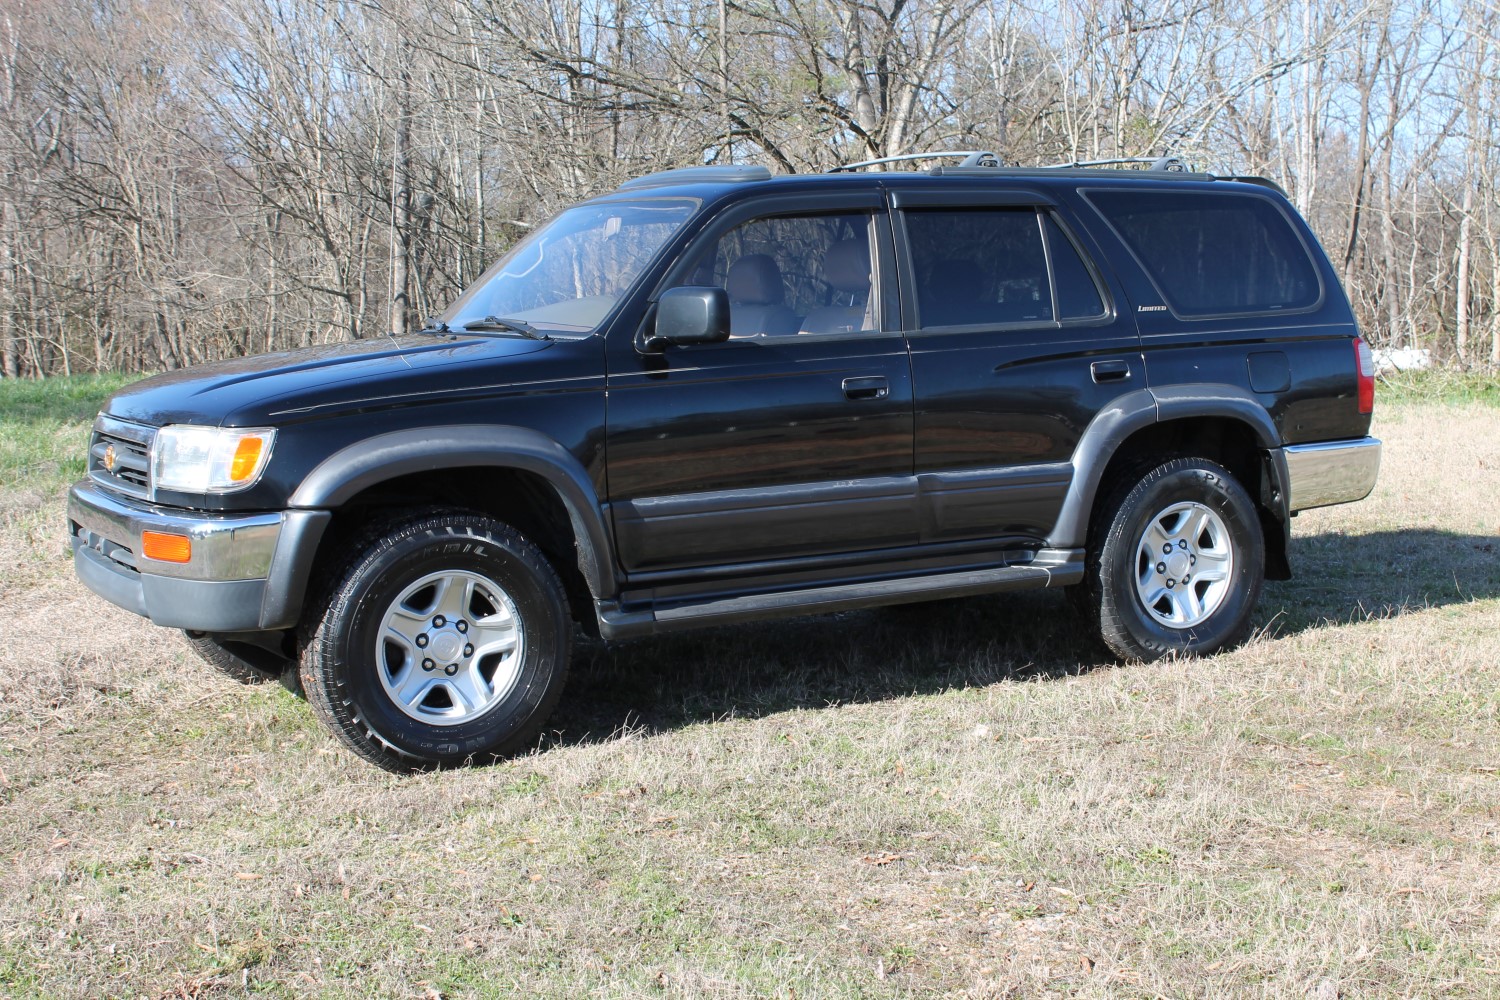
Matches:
[151,425,276,493]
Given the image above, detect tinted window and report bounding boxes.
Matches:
[907,209,1052,327]
[1089,190,1320,316]
[678,213,876,338]
[1045,215,1106,320]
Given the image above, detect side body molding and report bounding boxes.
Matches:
[289,425,616,599]
[1047,384,1285,550]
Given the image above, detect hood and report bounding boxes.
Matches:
[102,335,556,427]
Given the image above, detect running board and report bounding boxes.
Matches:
[595,549,1083,640]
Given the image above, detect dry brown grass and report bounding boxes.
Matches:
[1,398,1497,999]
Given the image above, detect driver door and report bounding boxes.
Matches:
[604,194,916,575]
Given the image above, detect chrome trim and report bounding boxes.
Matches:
[88,414,156,500]
[1283,438,1382,512]
[67,479,283,581]
[93,413,154,447]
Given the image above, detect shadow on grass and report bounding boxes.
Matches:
[1260,527,1500,632]
[544,528,1500,748]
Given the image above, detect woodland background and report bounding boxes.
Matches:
[1,0,1497,376]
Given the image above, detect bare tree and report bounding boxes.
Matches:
[0,0,1490,376]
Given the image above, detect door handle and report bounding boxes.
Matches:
[1091,360,1131,383]
[841,376,890,400]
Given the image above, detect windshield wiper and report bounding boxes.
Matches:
[461,315,546,340]
[416,318,451,336]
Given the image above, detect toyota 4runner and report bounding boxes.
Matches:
[68,154,1382,770]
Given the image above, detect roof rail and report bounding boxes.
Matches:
[617,165,772,190]
[830,150,1001,173]
[1040,155,1189,172]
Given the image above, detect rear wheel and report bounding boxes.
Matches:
[1079,457,1264,660]
[299,512,571,771]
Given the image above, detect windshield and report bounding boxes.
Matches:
[438,198,698,337]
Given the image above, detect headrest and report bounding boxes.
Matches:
[823,239,870,295]
[727,254,784,305]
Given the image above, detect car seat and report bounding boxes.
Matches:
[799,240,873,335]
[726,254,801,337]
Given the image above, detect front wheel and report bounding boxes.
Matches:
[1079,458,1264,660]
[183,631,295,689]
[299,513,571,771]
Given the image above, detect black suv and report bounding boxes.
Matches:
[68,155,1381,770]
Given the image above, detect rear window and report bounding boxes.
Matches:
[1087,190,1321,316]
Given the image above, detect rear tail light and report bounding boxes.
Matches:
[1354,337,1374,414]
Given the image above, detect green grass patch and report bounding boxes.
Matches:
[1377,366,1500,406]
[0,372,147,424]
[0,373,148,491]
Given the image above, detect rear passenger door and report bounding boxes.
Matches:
[605,194,916,575]
[892,188,1143,546]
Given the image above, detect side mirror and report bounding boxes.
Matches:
[646,286,731,350]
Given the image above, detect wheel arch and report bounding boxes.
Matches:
[290,426,616,604]
[1049,385,1291,580]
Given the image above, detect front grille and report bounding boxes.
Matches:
[88,416,155,499]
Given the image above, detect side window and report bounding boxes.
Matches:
[1087,190,1321,316]
[1045,215,1107,320]
[906,209,1053,328]
[678,212,877,338]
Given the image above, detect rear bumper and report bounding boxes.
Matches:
[66,480,329,632]
[1281,437,1382,512]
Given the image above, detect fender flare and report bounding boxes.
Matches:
[1047,384,1283,550]
[289,425,616,599]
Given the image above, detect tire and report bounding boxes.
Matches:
[183,631,292,687]
[1078,457,1264,661]
[299,512,571,772]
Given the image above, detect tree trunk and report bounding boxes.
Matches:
[0,199,16,378]
[390,62,412,338]
[1493,252,1500,365]
[1456,180,1472,362]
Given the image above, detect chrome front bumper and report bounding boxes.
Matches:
[66,479,328,632]
[1282,437,1382,512]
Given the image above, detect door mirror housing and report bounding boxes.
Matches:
[646,286,731,350]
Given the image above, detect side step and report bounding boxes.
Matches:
[596,549,1084,640]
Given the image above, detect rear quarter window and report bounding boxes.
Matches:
[1086,189,1321,317]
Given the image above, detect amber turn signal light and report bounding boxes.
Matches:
[141,531,192,563]
[229,434,267,483]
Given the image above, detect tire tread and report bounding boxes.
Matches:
[1079,457,1263,661]
[298,509,570,772]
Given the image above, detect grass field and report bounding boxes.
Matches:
[0,373,1497,998]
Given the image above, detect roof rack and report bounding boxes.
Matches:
[611,152,1276,192]
[1040,155,1189,172]
[829,150,1001,173]
[617,165,772,190]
